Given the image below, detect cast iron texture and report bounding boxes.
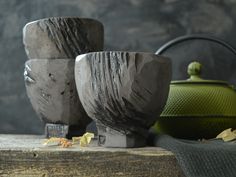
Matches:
[24,59,91,136]
[23,17,104,59]
[154,35,236,139]
[75,51,171,147]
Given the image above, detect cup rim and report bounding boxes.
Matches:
[75,51,171,62]
[24,17,103,29]
[24,58,76,65]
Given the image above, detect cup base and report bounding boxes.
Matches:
[96,123,146,148]
[45,123,86,139]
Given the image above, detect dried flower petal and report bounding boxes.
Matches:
[61,141,72,148]
[42,132,94,148]
[72,137,81,144]
[216,128,236,142]
[43,137,72,148]
[79,132,94,147]
[43,137,61,146]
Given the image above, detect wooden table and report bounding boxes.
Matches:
[0,134,185,177]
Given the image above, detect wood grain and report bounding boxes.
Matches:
[0,134,185,177]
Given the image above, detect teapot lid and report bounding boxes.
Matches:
[171,61,228,85]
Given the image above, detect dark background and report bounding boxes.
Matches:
[1,0,236,134]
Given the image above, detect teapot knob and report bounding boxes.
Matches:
[187,61,202,81]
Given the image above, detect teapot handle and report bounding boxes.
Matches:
[155,34,236,56]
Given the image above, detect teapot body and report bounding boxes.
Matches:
[154,83,236,139]
[154,61,236,139]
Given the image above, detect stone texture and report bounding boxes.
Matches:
[45,123,69,138]
[23,17,104,59]
[0,134,185,177]
[23,17,103,137]
[24,59,91,133]
[75,51,171,147]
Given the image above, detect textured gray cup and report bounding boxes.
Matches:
[23,17,104,59]
[24,59,91,135]
[75,51,172,147]
[23,17,103,137]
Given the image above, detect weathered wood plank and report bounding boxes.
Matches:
[0,134,185,177]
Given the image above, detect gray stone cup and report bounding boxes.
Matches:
[75,51,172,147]
[24,59,91,137]
[23,17,104,137]
[23,17,104,59]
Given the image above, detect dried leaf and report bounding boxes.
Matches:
[59,138,72,148]
[222,133,236,142]
[43,132,95,148]
[72,137,81,144]
[216,128,232,139]
[43,137,62,146]
[60,140,72,148]
[216,128,236,142]
[43,137,72,148]
[79,132,94,147]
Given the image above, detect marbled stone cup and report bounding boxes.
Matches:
[23,17,104,59]
[75,51,172,147]
[24,59,91,137]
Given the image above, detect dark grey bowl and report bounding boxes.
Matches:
[23,17,104,59]
[75,51,172,147]
[24,59,91,137]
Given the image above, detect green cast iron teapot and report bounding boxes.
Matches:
[153,61,236,139]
